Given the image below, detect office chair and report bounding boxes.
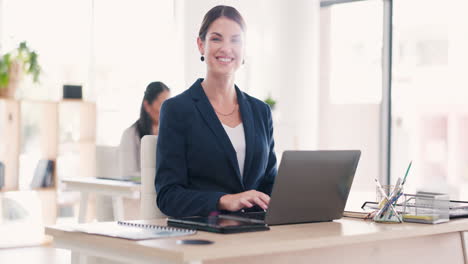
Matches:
[94,145,120,221]
[140,135,166,219]
[96,145,120,179]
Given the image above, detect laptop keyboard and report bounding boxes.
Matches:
[243,211,266,220]
[225,211,267,221]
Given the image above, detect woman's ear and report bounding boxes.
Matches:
[197,37,204,55]
[143,100,152,114]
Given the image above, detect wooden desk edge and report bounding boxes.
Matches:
[45,218,468,263]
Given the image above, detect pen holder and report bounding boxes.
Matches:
[376,185,394,207]
[374,185,404,223]
[402,192,449,224]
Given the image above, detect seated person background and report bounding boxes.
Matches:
[119,81,170,180]
[155,6,277,217]
[95,82,170,222]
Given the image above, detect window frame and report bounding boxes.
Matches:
[320,0,393,184]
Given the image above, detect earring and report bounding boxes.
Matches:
[242,59,245,65]
[200,55,205,62]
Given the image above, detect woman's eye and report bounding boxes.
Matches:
[211,38,221,41]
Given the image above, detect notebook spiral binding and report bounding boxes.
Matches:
[117,221,197,234]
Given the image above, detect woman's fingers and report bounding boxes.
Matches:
[239,198,253,209]
[253,196,268,210]
[247,191,270,207]
[220,191,272,211]
[258,192,270,205]
[243,191,269,210]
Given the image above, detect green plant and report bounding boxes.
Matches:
[0,41,41,89]
[264,94,276,111]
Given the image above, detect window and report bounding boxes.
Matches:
[391,0,468,199]
[328,0,383,104]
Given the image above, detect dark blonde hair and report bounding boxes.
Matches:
[198,5,246,41]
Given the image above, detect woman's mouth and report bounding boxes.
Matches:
[216,56,234,64]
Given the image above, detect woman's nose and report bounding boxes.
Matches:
[219,40,234,51]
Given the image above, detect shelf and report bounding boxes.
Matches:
[5,99,96,105]
[0,98,18,103]
[20,99,59,105]
[30,187,56,192]
[2,187,56,193]
[1,98,96,232]
[60,140,96,145]
[0,99,20,190]
[0,187,19,192]
[59,99,95,104]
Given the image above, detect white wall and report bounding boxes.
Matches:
[267,0,320,154]
[92,0,178,145]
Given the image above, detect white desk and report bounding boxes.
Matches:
[46,218,468,264]
[62,178,140,223]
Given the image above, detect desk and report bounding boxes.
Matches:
[46,218,468,264]
[62,178,140,223]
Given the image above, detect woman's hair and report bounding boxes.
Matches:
[198,5,246,41]
[135,81,170,139]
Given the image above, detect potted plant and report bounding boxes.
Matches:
[0,41,41,98]
[264,94,276,111]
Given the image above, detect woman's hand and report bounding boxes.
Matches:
[218,190,270,212]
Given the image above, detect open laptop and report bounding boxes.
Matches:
[168,150,361,232]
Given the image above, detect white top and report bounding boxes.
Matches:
[222,123,246,178]
[119,124,141,179]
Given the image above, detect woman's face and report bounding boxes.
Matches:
[198,17,245,77]
[144,90,170,124]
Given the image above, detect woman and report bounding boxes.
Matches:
[156,5,277,217]
[119,81,170,179]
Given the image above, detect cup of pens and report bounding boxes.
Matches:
[376,185,395,206]
[374,183,404,223]
[373,161,412,223]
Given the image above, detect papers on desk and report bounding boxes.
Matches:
[72,221,196,240]
[343,211,373,219]
[448,200,468,218]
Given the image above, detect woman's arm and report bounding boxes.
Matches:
[155,99,226,217]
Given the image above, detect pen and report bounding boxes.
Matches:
[402,161,412,185]
[391,178,402,197]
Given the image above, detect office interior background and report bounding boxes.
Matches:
[1,0,468,253]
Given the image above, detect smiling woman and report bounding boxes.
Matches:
[197,6,246,91]
[198,18,244,81]
[155,5,278,218]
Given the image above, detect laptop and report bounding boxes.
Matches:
[168,150,361,232]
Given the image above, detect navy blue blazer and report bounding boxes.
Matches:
[155,79,277,217]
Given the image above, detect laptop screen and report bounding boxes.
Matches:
[265,150,361,225]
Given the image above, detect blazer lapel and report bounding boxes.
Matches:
[236,87,255,185]
[190,79,243,186]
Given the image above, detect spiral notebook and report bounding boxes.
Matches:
[73,221,196,240]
